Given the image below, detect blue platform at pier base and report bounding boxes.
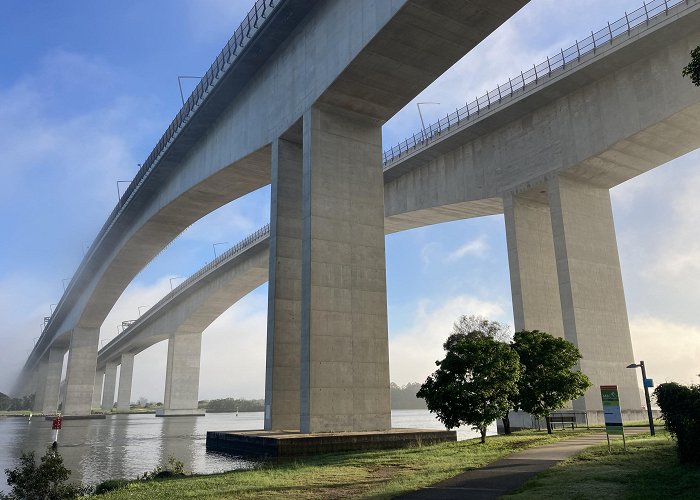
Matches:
[206,428,456,457]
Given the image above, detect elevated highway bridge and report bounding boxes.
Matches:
[17,0,700,429]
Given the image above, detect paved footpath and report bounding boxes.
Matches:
[397,429,646,500]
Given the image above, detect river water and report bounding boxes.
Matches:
[0,410,495,492]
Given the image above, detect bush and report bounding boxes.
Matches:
[1,447,81,499]
[654,382,700,463]
[94,479,128,495]
[137,456,187,481]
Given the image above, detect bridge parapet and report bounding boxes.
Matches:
[383,0,691,167]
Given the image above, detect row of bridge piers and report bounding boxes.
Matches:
[25,102,642,426]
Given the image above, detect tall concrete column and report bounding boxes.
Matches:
[158,332,204,416]
[503,191,564,337]
[116,353,134,412]
[92,370,104,409]
[265,136,303,431]
[548,174,641,411]
[41,348,64,415]
[63,327,100,416]
[32,357,50,413]
[102,362,118,411]
[299,104,390,433]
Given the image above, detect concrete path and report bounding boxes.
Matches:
[397,430,646,499]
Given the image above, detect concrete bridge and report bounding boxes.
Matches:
[17,0,700,429]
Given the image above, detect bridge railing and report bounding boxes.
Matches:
[98,224,270,356]
[36,1,282,353]
[383,0,688,166]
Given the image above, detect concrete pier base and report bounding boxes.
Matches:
[102,362,118,411]
[63,327,100,416]
[155,408,205,417]
[206,428,456,457]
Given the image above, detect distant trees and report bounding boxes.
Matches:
[682,46,700,86]
[0,393,34,412]
[390,383,427,410]
[418,315,591,440]
[202,398,265,412]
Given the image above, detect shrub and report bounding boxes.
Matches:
[137,456,187,481]
[654,382,700,463]
[1,447,81,499]
[94,479,128,495]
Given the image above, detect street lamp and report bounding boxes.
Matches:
[626,361,655,436]
[169,276,185,291]
[137,305,149,317]
[416,102,440,142]
[212,242,229,259]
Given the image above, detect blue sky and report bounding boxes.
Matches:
[1,0,699,401]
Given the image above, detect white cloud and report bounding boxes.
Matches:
[447,237,489,261]
[389,295,509,386]
[630,315,700,387]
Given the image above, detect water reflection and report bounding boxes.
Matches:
[0,410,492,492]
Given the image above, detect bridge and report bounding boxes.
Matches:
[16,0,700,430]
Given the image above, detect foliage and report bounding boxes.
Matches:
[682,45,700,86]
[511,330,591,433]
[137,456,187,481]
[447,314,512,346]
[0,447,81,500]
[0,392,35,412]
[418,333,520,443]
[654,382,700,463]
[200,397,264,412]
[95,479,128,495]
[390,382,427,410]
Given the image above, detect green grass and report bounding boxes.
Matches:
[99,429,599,499]
[505,431,700,500]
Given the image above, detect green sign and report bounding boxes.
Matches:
[600,385,624,435]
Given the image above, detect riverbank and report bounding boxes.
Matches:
[99,429,599,499]
[505,430,699,499]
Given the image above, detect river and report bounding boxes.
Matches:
[0,410,496,492]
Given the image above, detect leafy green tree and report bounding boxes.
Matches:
[654,382,700,463]
[682,46,700,86]
[448,314,512,345]
[417,333,520,443]
[512,330,591,433]
[1,447,80,499]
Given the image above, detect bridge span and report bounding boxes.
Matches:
[18,0,700,428]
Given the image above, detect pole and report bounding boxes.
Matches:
[640,361,655,436]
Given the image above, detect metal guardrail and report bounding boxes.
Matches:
[382,0,690,166]
[99,224,270,356]
[35,0,281,351]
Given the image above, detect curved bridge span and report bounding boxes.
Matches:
[19,0,700,429]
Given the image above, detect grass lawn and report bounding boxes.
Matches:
[99,429,598,499]
[505,431,700,499]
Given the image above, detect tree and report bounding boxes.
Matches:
[417,333,520,443]
[654,382,700,463]
[447,314,512,345]
[682,46,700,86]
[511,330,591,433]
[1,447,80,500]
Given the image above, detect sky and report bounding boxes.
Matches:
[1,0,699,403]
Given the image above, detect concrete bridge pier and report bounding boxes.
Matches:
[265,136,303,431]
[63,327,100,416]
[156,332,205,416]
[116,353,134,412]
[548,174,640,411]
[37,347,64,415]
[504,175,641,413]
[32,357,49,414]
[92,370,104,410]
[298,104,391,433]
[101,362,118,411]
